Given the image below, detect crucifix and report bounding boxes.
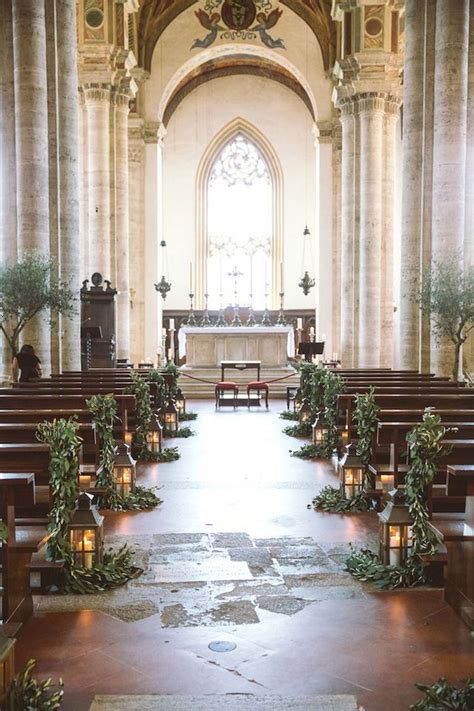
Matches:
[228,265,243,306]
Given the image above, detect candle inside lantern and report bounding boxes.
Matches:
[380,474,395,492]
[79,474,91,488]
[389,526,401,566]
[297,318,303,330]
[344,472,354,498]
[83,531,94,569]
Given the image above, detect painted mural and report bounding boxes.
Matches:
[192,0,285,49]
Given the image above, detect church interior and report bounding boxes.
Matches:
[0,0,473,709]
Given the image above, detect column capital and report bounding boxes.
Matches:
[144,121,167,146]
[79,82,112,104]
[357,91,389,114]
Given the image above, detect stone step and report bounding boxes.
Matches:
[90,695,363,710]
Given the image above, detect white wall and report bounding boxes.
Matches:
[160,74,323,315]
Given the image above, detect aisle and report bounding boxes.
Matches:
[15,401,474,711]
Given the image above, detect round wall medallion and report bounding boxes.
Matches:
[365,17,383,37]
[91,272,103,287]
[208,640,237,653]
[85,8,104,29]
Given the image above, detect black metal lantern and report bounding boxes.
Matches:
[112,441,136,497]
[299,397,312,425]
[175,388,186,416]
[378,489,414,566]
[298,226,316,296]
[68,492,104,569]
[146,413,163,454]
[339,452,365,499]
[293,389,303,413]
[312,415,329,445]
[160,399,179,434]
[154,240,171,300]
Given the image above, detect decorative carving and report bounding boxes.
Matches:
[80,83,112,103]
[192,1,284,50]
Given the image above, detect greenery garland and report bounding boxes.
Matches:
[353,386,379,466]
[36,418,142,593]
[283,422,312,438]
[179,411,198,421]
[36,417,82,562]
[311,485,373,513]
[405,410,453,555]
[345,546,427,590]
[86,393,118,492]
[321,369,346,455]
[7,659,64,710]
[164,425,195,438]
[291,443,327,459]
[279,410,299,421]
[124,372,153,457]
[139,446,180,462]
[410,677,474,710]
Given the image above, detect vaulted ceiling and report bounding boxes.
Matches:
[137,0,336,73]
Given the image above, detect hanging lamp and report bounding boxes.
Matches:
[298,226,316,296]
[155,240,172,300]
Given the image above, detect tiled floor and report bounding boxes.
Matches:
[16,401,474,710]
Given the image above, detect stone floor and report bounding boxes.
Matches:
[16,400,474,711]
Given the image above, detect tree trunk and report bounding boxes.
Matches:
[453,341,462,382]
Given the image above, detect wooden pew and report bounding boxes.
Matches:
[0,473,50,622]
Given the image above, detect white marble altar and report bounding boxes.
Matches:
[178,327,295,367]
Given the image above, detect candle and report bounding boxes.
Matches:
[297,318,303,330]
[380,474,395,492]
[309,326,315,337]
[332,352,338,361]
[83,535,94,569]
[189,262,193,293]
[389,527,402,566]
[280,261,284,292]
[79,475,91,488]
[168,348,173,360]
[162,327,167,336]
[169,318,175,330]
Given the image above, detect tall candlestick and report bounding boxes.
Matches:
[280,261,284,292]
[189,262,193,293]
[169,318,175,330]
[219,257,223,294]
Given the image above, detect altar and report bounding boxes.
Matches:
[178,326,295,368]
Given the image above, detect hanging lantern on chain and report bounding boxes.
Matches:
[154,240,172,300]
[298,226,316,296]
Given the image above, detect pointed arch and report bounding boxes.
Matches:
[195,118,283,307]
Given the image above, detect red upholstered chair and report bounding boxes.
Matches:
[246,381,269,409]
[215,381,239,408]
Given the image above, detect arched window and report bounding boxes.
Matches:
[206,133,273,310]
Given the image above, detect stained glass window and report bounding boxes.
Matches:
[207,134,273,310]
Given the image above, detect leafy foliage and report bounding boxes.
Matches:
[179,411,198,421]
[321,369,346,455]
[164,425,195,438]
[406,411,453,555]
[311,485,373,513]
[353,387,379,466]
[410,677,474,710]
[0,252,75,357]
[291,443,327,459]
[139,446,181,462]
[64,544,143,594]
[0,521,8,542]
[412,258,474,380]
[345,546,427,590]
[36,418,82,562]
[125,372,153,458]
[86,394,118,489]
[279,410,299,421]
[7,658,64,710]
[283,422,312,438]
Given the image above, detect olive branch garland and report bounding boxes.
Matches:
[353,386,379,468]
[36,417,143,593]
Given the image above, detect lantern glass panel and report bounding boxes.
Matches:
[342,465,364,498]
[175,392,186,415]
[380,523,413,566]
[312,422,328,444]
[70,527,97,569]
[340,429,350,445]
[113,465,134,497]
[146,429,162,453]
[164,411,178,432]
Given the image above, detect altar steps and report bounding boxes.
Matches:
[178,366,299,399]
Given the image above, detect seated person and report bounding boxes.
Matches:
[12,344,42,382]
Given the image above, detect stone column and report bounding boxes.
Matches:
[381,97,400,367]
[56,0,81,370]
[114,85,134,361]
[82,84,112,279]
[128,118,146,367]
[0,0,17,379]
[12,0,51,373]
[332,119,342,360]
[339,100,357,367]
[431,0,469,375]
[399,0,426,371]
[358,94,384,368]
[464,1,474,372]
